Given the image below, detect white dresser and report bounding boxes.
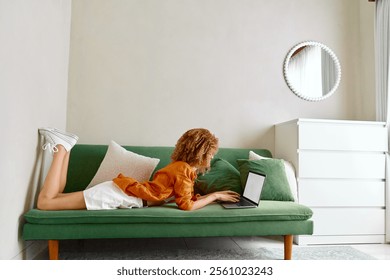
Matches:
[275,118,388,245]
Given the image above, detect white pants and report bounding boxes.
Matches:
[83,180,143,210]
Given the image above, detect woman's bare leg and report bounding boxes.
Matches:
[37,145,86,210]
[39,146,67,199]
[59,151,70,193]
[38,191,86,210]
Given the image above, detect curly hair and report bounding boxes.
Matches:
[171,128,219,173]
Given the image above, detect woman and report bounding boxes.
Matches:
[37,127,240,211]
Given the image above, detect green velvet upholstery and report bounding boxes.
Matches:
[24,201,312,225]
[24,202,313,240]
[22,145,313,248]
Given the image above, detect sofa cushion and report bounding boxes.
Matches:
[24,201,312,225]
[86,140,160,189]
[237,159,295,202]
[194,158,242,195]
[249,151,298,202]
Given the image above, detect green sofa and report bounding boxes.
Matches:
[23,145,313,260]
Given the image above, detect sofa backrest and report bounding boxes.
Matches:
[64,144,272,193]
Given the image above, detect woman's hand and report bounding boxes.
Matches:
[214,190,240,203]
[189,190,240,210]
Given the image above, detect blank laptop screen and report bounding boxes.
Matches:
[243,172,266,204]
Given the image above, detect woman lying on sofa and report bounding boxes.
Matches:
[37,128,240,211]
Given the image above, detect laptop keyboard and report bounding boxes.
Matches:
[238,198,253,206]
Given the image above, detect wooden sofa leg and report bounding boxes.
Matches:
[284,235,293,260]
[48,240,59,260]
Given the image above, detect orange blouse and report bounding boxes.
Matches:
[112,161,198,210]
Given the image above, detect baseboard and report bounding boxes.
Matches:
[295,234,386,245]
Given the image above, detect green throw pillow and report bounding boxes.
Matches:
[195,158,242,195]
[237,159,294,201]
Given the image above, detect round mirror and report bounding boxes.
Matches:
[283,41,341,101]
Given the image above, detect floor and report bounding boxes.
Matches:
[53,236,390,260]
[152,236,390,260]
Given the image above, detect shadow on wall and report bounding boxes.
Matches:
[18,133,50,259]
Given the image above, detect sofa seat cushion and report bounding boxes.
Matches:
[24,201,312,225]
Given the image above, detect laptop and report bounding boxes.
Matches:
[221,171,266,209]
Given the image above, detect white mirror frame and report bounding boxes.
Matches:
[283,41,341,102]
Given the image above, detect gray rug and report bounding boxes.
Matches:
[57,240,376,260]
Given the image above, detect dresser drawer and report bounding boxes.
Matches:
[311,208,385,235]
[275,118,388,245]
[298,151,386,179]
[299,179,385,207]
[298,121,387,151]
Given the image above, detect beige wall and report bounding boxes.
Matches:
[0,0,376,260]
[0,0,71,259]
[67,0,376,152]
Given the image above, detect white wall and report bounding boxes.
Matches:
[358,0,376,120]
[0,0,376,260]
[0,0,71,259]
[67,0,375,152]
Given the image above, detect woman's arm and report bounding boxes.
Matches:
[147,196,175,207]
[190,191,240,211]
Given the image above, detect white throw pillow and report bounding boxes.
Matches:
[86,140,160,189]
[249,151,298,202]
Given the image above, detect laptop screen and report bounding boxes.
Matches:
[242,171,266,205]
